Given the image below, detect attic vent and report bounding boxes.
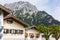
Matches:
[7,19,13,24]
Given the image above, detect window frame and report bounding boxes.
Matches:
[3,29,9,34]
[29,33,34,38]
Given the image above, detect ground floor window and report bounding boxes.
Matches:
[36,33,40,38]
[29,33,34,38]
[25,33,28,38]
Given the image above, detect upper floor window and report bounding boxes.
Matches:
[3,29,9,34]
[3,29,23,34]
[10,29,16,34]
[19,30,23,34]
[11,29,23,34]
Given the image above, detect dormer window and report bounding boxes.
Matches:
[7,19,13,24]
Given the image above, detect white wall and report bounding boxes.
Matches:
[3,20,26,40]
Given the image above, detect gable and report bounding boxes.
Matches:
[4,20,25,30]
[4,16,29,27]
[26,28,39,33]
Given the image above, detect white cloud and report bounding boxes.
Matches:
[0,0,39,5]
[53,6,60,21]
[0,0,49,5]
[35,0,50,10]
[49,1,60,21]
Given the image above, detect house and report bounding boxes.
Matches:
[0,4,40,40]
[25,25,41,40]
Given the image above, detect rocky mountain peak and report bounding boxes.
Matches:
[4,1,38,12]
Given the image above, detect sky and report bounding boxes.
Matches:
[0,0,60,21]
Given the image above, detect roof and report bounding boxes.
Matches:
[0,4,12,17]
[26,25,38,30]
[4,15,30,27]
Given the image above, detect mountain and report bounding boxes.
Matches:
[4,1,60,26]
[4,1,38,15]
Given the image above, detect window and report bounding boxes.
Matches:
[19,30,23,34]
[10,29,16,34]
[36,33,40,38]
[29,33,34,38]
[42,35,45,37]
[4,29,23,34]
[15,30,18,34]
[7,19,13,24]
[25,33,28,38]
[3,29,9,34]
[10,29,23,34]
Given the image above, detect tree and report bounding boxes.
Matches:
[49,24,60,40]
[37,24,52,40]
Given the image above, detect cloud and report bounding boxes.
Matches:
[52,6,60,21]
[0,0,39,5]
[35,0,51,10]
[50,0,60,21]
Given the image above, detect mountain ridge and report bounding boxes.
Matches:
[4,1,60,26]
